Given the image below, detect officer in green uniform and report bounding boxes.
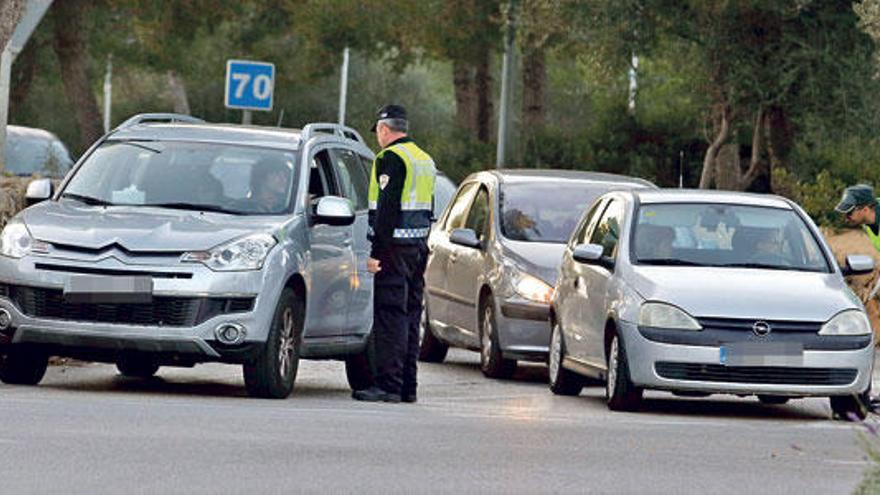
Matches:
[353,104,436,403]
[835,183,880,414]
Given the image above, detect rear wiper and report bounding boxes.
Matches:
[638,258,704,266]
[61,192,114,206]
[145,202,243,215]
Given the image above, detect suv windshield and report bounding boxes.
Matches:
[500,182,613,243]
[633,203,829,272]
[62,140,298,215]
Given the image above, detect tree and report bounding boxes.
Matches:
[0,0,26,51]
[51,0,103,149]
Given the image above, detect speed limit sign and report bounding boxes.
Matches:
[224,60,275,111]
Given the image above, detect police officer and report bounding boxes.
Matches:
[835,183,880,414]
[353,104,436,403]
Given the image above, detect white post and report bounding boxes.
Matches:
[338,47,350,126]
[627,52,639,115]
[496,0,518,169]
[242,110,252,125]
[0,0,53,171]
[103,55,112,133]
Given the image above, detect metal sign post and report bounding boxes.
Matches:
[338,47,349,126]
[0,0,53,171]
[496,0,518,169]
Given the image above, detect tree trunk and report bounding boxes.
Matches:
[522,46,545,165]
[740,107,766,191]
[714,144,740,191]
[764,105,791,192]
[699,104,731,189]
[0,0,26,51]
[167,70,191,115]
[452,59,477,135]
[9,38,38,117]
[474,50,493,143]
[51,0,102,150]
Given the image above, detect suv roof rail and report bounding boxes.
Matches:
[117,113,206,129]
[301,122,365,145]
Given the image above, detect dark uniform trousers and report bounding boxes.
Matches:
[372,242,429,396]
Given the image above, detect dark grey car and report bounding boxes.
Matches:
[420,170,655,378]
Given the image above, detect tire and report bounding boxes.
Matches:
[418,302,448,363]
[479,301,516,379]
[243,288,302,399]
[345,333,375,391]
[605,332,642,412]
[116,356,160,379]
[0,346,48,386]
[548,321,585,396]
[830,392,870,421]
[757,395,790,405]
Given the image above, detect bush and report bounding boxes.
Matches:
[772,168,846,228]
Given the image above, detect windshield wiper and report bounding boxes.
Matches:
[638,258,704,266]
[117,141,161,154]
[715,262,791,271]
[145,202,243,215]
[61,192,115,206]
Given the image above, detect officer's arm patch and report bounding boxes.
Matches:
[379,174,390,190]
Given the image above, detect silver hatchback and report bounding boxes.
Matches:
[421,170,654,378]
[0,114,379,399]
[549,189,876,420]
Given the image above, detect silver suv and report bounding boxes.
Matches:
[0,114,378,398]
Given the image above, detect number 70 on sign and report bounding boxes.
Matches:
[225,60,275,111]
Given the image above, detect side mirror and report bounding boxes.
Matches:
[450,228,482,249]
[842,254,875,277]
[313,196,355,226]
[25,178,53,206]
[572,243,604,264]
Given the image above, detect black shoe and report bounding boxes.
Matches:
[352,386,401,403]
[401,393,417,404]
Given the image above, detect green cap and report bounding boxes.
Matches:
[835,184,876,214]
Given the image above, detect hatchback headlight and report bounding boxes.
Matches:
[638,302,702,330]
[514,273,554,304]
[819,310,872,336]
[182,233,277,271]
[0,219,49,259]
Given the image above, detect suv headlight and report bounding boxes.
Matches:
[0,219,49,259]
[638,302,702,330]
[819,310,872,336]
[514,273,554,304]
[182,233,277,271]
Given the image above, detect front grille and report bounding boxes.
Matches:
[696,317,823,333]
[0,284,255,327]
[655,362,857,386]
[35,263,193,279]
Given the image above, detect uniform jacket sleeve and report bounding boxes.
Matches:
[370,151,406,258]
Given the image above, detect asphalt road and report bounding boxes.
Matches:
[0,349,874,494]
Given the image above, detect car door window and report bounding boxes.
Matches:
[331,148,369,211]
[573,199,606,246]
[309,150,339,204]
[444,182,479,233]
[589,199,625,258]
[464,187,490,241]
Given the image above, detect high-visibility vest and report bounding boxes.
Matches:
[368,141,436,242]
[862,200,880,253]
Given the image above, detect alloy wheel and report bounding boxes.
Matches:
[278,307,296,378]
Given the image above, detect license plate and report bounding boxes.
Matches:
[720,342,804,367]
[63,275,153,304]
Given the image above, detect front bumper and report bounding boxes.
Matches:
[619,320,874,397]
[0,254,278,363]
[496,297,551,361]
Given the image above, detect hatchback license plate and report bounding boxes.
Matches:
[63,275,153,304]
[720,342,804,367]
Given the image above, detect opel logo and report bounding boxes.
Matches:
[752,321,772,337]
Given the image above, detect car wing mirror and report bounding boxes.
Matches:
[572,243,615,269]
[450,228,482,249]
[25,178,53,206]
[842,254,875,277]
[314,196,355,226]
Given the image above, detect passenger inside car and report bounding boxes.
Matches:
[250,157,292,213]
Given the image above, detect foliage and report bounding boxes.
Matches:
[772,168,845,228]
